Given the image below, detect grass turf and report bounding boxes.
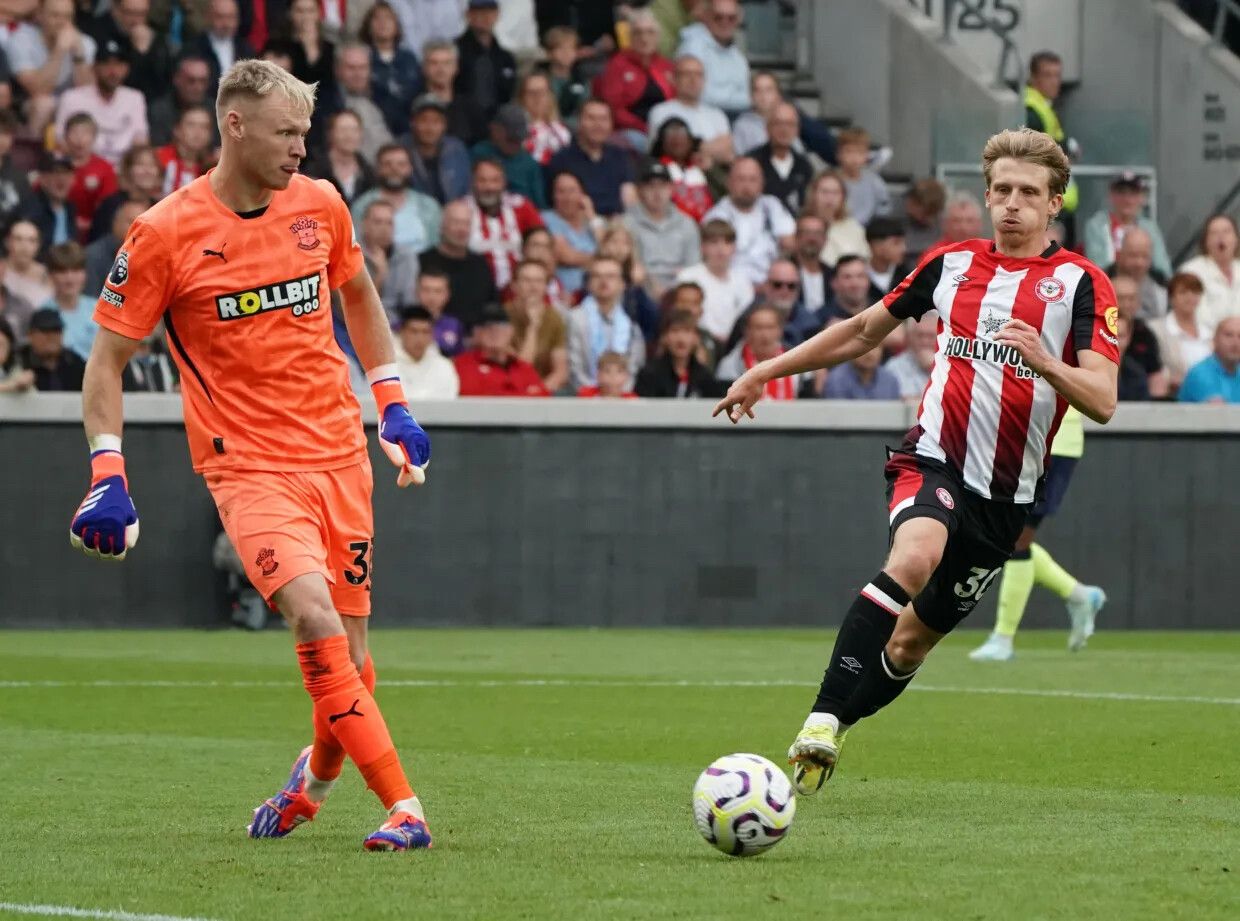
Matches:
[1,628,1237,921]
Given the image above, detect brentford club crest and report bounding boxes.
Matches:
[936,487,955,510]
[1034,276,1066,303]
[290,215,320,251]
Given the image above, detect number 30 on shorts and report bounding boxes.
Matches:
[954,566,1001,600]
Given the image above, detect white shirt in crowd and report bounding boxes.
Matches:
[800,266,827,312]
[647,98,731,145]
[702,195,796,286]
[1178,254,1240,331]
[676,262,755,341]
[394,340,460,401]
[208,33,236,75]
[1153,312,1214,384]
[884,350,931,400]
[868,264,896,294]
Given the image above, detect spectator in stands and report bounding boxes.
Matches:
[455,300,549,396]
[422,39,487,146]
[666,278,721,369]
[594,9,673,143]
[283,0,335,101]
[1115,273,1169,398]
[835,128,889,226]
[635,308,725,398]
[885,314,937,400]
[898,178,946,263]
[19,306,83,390]
[468,157,543,290]
[938,190,984,246]
[753,257,821,347]
[824,345,900,400]
[61,113,118,241]
[192,0,253,99]
[803,170,869,266]
[304,110,376,206]
[647,55,732,167]
[546,99,634,218]
[351,143,442,252]
[473,103,545,209]
[508,258,568,393]
[0,315,35,393]
[1115,314,1150,402]
[90,0,169,101]
[156,106,212,196]
[10,0,96,137]
[652,0,696,58]
[1178,316,1240,404]
[0,113,30,230]
[22,155,75,258]
[1109,226,1167,320]
[1023,50,1079,227]
[865,216,908,301]
[409,268,465,357]
[650,116,713,222]
[716,303,799,398]
[420,199,498,329]
[1154,272,1212,394]
[792,214,831,315]
[824,254,872,322]
[1084,172,1171,280]
[403,94,471,205]
[518,225,570,312]
[1180,214,1240,331]
[360,1,422,138]
[623,159,700,300]
[147,55,212,148]
[42,240,94,359]
[358,198,418,314]
[318,43,392,163]
[518,72,571,167]
[122,326,177,392]
[395,0,464,61]
[749,103,812,217]
[568,255,645,389]
[89,144,158,242]
[540,169,598,294]
[676,0,748,116]
[675,219,754,345]
[578,350,635,398]
[533,0,617,60]
[703,157,795,286]
[394,305,460,400]
[732,70,781,158]
[455,0,517,118]
[54,37,147,168]
[535,26,590,125]
[86,199,143,298]
[598,223,660,343]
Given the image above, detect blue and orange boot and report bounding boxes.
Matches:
[247,745,321,838]
[363,805,433,852]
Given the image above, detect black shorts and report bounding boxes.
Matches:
[1028,456,1078,527]
[884,450,1029,634]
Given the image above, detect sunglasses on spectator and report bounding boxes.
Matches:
[714,13,739,22]
[769,280,799,289]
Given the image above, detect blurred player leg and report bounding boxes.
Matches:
[1031,544,1107,651]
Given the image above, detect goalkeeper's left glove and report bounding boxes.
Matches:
[69,443,140,560]
[369,368,430,487]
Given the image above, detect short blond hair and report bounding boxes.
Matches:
[982,127,1070,197]
[216,59,317,126]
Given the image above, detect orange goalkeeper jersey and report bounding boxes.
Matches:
[93,172,367,473]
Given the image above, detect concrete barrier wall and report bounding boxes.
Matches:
[3,396,1238,631]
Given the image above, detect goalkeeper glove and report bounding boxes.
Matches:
[69,445,140,560]
[370,370,430,487]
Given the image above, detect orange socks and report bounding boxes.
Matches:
[297,637,412,809]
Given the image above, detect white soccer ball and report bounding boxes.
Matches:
[692,753,796,857]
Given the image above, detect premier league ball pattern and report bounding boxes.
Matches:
[692,753,796,857]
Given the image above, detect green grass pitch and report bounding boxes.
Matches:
[1,628,1237,921]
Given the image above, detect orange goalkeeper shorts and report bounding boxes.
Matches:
[205,459,375,616]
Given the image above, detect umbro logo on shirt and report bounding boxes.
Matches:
[952,274,970,285]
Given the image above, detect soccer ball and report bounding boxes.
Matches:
[692,753,796,857]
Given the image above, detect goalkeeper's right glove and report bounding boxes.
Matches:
[69,447,140,561]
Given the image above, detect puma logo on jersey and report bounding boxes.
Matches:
[215,273,322,321]
[944,336,1041,379]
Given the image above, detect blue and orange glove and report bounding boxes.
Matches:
[370,371,430,487]
[69,446,140,560]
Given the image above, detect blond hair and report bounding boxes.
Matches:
[982,127,1070,197]
[216,59,317,126]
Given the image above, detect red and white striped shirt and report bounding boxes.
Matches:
[467,193,544,290]
[884,239,1119,503]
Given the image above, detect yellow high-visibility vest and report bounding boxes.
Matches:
[1023,85,1079,213]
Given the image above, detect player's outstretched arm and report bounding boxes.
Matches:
[713,302,900,423]
[994,320,1118,423]
[338,268,431,487]
[72,329,143,560]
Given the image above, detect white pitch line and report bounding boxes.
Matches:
[0,678,1237,706]
[0,902,219,921]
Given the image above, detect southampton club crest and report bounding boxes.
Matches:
[1034,275,1066,303]
[290,215,320,251]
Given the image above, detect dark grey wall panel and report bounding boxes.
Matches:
[2,422,1237,629]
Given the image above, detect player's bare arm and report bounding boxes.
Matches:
[994,321,1118,423]
[338,267,396,370]
[713,302,901,423]
[82,329,141,444]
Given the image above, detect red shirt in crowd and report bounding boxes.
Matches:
[467,193,544,290]
[454,350,550,397]
[577,386,636,398]
[68,155,118,240]
[593,49,675,132]
[156,145,201,196]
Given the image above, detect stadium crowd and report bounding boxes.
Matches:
[0,0,1238,403]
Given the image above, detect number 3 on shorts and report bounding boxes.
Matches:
[954,565,1000,600]
[344,538,372,586]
